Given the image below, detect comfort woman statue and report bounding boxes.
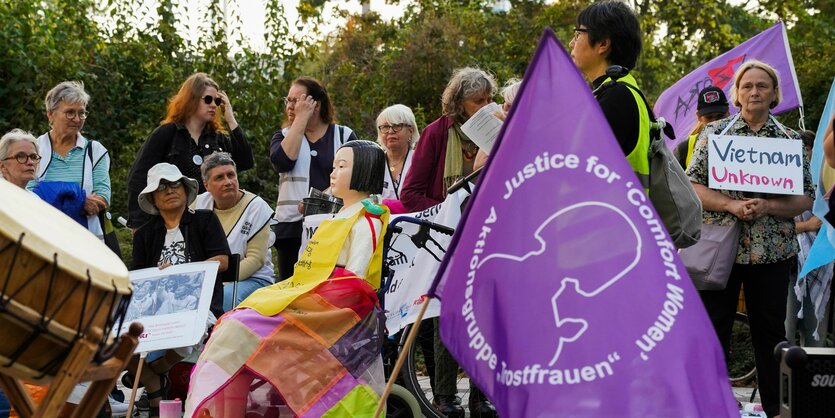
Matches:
[185,140,390,417]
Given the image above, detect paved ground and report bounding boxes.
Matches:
[117,374,762,417]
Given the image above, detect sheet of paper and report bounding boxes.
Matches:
[461,102,503,154]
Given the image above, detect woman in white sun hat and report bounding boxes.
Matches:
[129,162,230,418]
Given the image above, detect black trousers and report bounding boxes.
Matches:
[699,257,795,418]
[273,236,301,282]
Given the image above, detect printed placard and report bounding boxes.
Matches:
[708,134,804,195]
[114,261,219,353]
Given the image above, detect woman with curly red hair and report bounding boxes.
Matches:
[127,72,253,229]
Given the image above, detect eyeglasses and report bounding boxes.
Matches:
[155,180,184,192]
[572,27,589,42]
[202,95,223,106]
[3,153,41,164]
[378,123,408,134]
[63,110,89,120]
[283,97,300,106]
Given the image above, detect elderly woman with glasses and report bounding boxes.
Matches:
[375,104,419,210]
[128,162,230,418]
[31,81,112,240]
[400,67,497,214]
[1,129,41,189]
[269,76,359,281]
[127,72,253,230]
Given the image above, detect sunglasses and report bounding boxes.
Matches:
[156,180,184,192]
[202,95,223,106]
[3,153,42,164]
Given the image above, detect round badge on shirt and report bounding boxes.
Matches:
[311,150,318,157]
[193,155,203,165]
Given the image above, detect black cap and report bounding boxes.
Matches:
[697,86,729,116]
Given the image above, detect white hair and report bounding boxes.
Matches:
[375,104,420,149]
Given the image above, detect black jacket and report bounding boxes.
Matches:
[127,123,253,228]
[592,75,640,156]
[132,208,231,318]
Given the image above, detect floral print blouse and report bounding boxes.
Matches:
[686,115,813,265]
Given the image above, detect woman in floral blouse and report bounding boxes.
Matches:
[686,60,813,418]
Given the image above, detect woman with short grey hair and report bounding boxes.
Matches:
[401,67,497,212]
[0,129,40,188]
[34,80,112,241]
[375,104,420,204]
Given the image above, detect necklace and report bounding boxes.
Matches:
[387,149,408,174]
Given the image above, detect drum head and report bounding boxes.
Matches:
[0,181,130,292]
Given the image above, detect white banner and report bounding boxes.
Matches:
[299,191,471,335]
[115,261,218,353]
[708,134,804,195]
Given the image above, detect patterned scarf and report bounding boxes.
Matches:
[444,123,476,191]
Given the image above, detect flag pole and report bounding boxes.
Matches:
[373,297,431,418]
[125,352,147,418]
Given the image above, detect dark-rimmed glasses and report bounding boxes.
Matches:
[3,153,41,164]
[203,95,223,106]
[378,123,407,134]
[155,180,184,192]
[572,27,589,42]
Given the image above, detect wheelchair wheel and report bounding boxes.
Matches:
[400,323,470,418]
[728,312,756,383]
[387,384,422,418]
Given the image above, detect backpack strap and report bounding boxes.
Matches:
[593,70,676,141]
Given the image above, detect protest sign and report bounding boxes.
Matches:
[116,261,218,353]
[707,134,805,195]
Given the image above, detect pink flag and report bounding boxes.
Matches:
[654,22,803,147]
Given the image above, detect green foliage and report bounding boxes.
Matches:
[2,0,834,267]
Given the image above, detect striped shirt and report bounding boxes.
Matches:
[28,136,111,203]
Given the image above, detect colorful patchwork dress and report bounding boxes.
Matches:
[185,200,389,417]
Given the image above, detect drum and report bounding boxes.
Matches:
[0,181,131,383]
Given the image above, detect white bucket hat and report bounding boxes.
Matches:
[138,163,199,215]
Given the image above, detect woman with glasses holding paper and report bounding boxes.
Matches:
[399,67,498,418]
[127,72,253,229]
[400,67,497,214]
[32,81,112,239]
[685,60,813,418]
[269,76,358,281]
[375,104,419,212]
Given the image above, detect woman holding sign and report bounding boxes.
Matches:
[129,163,230,418]
[685,60,813,418]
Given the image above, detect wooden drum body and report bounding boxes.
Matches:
[0,182,131,383]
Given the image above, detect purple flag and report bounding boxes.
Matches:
[654,22,802,147]
[429,29,738,417]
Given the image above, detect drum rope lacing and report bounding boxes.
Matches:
[0,232,130,378]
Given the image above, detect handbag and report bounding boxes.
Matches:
[679,221,740,290]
